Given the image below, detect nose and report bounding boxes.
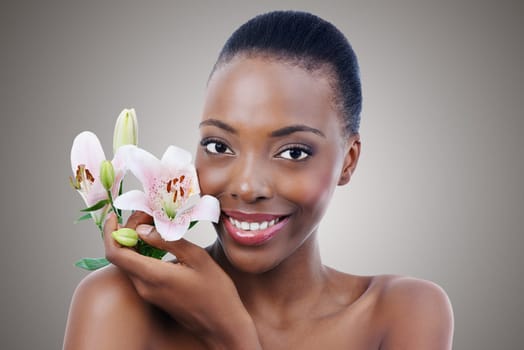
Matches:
[229,154,273,203]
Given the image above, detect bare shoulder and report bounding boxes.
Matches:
[73,264,142,304]
[373,275,454,350]
[63,265,152,350]
[374,275,453,309]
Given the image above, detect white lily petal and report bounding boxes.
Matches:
[71,131,106,175]
[172,166,200,197]
[86,180,108,206]
[189,195,221,223]
[161,145,192,170]
[190,169,201,196]
[111,148,127,175]
[153,211,191,241]
[114,190,153,215]
[116,145,164,188]
[109,152,127,199]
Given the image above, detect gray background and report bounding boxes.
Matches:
[1,0,522,349]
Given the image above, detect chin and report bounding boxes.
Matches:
[229,252,283,275]
[216,236,282,274]
[212,216,315,275]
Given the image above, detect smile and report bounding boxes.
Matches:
[227,216,282,231]
[222,211,290,246]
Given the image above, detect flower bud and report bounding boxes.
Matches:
[112,228,139,247]
[99,160,115,191]
[113,108,138,154]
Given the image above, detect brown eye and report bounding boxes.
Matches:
[201,139,233,154]
[277,146,312,161]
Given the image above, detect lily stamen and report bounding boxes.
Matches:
[85,168,95,183]
[71,164,96,194]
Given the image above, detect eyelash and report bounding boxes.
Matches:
[200,138,313,161]
[275,144,313,161]
[200,138,234,155]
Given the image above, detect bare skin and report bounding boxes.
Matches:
[64,57,454,349]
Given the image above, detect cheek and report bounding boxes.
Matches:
[277,164,338,216]
[195,152,227,196]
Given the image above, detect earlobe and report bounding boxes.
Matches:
[338,135,361,186]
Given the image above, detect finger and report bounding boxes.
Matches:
[103,212,120,250]
[135,225,208,267]
[103,212,130,264]
[125,211,154,229]
[103,212,145,266]
[104,216,176,280]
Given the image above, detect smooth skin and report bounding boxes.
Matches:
[64,57,454,349]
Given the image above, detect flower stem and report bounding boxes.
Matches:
[106,190,122,224]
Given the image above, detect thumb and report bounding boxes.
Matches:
[135,224,207,267]
[125,211,154,229]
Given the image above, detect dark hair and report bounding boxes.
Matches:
[213,10,362,135]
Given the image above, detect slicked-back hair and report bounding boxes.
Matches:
[212,10,362,136]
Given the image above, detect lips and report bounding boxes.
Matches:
[221,210,290,246]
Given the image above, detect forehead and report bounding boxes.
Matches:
[203,56,340,132]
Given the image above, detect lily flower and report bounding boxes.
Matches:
[70,131,125,226]
[113,145,220,241]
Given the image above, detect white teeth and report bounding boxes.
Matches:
[229,217,281,231]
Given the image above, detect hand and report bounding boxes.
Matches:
[103,212,262,350]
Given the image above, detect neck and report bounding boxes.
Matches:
[211,233,328,325]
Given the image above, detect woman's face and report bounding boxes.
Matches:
[195,56,360,273]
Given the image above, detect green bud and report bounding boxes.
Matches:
[99,160,115,191]
[113,108,138,154]
[112,228,139,247]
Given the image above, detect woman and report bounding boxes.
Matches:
[64,11,453,349]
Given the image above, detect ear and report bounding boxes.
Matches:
[338,134,361,186]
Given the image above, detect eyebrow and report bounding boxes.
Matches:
[199,118,325,138]
[199,119,238,134]
[270,124,325,138]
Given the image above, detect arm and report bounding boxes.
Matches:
[63,266,151,350]
[379,277,454,350]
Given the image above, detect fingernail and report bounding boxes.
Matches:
[136,224,154,236]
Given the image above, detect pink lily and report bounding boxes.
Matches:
[113,145,220,241]
[70,131,125,227]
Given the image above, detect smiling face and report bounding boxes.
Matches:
[195,56,360,273]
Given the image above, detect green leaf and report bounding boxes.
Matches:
[75,257,111,270]
[188,221,198,230]
[136,240,168,260]
[74,213,92,224]
[118,180,123,196]
[80,199,109,212]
